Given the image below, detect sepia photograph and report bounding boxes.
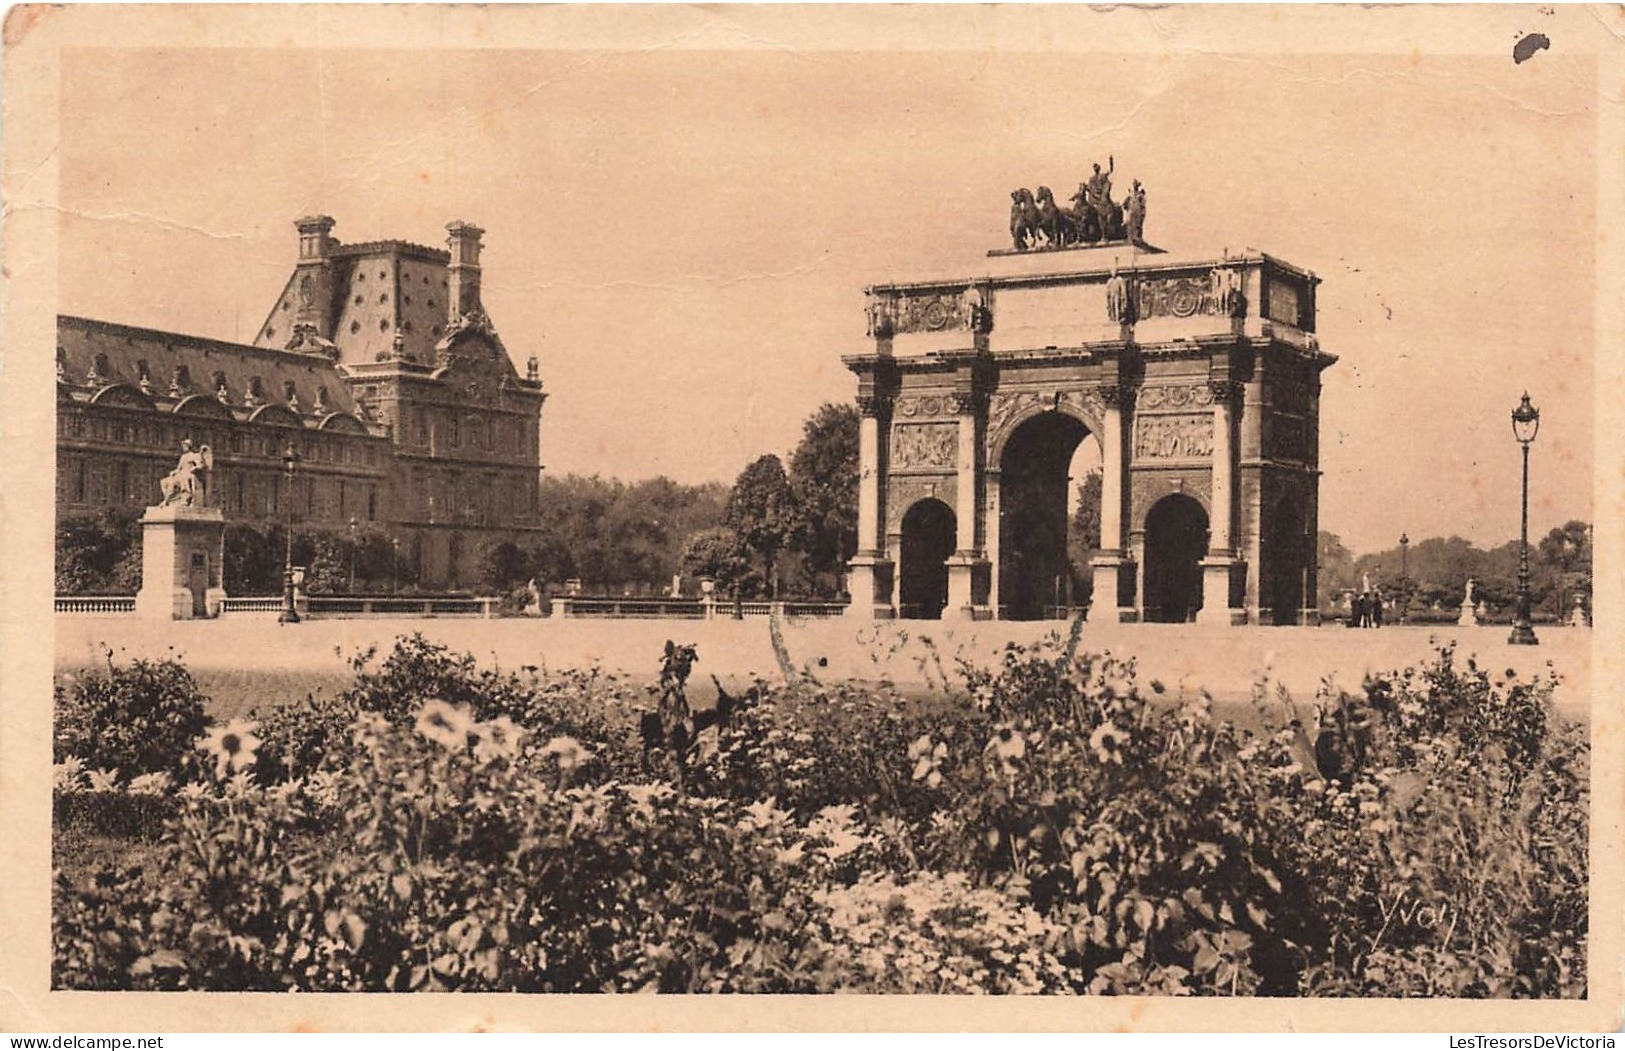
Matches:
[2,2,1621,1034]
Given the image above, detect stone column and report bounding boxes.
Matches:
[846,394,895,618]
[1090,385,1134,621]
[1198,380,1241,625]
[984,470,1002,618]
[944,391,985,619]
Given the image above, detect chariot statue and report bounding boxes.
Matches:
[157,439,212,508]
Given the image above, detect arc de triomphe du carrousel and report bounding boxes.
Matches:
[844,170,1336,625]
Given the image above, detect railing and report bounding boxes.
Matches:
[55,596,136,614]
[548,597,849,620]
[221,597,282,613]
[54,593,852,620]
[306,595,499,618]
[779,601,847,619]
[558,598,707,619]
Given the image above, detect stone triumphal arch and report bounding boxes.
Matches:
[845,184,1336,625]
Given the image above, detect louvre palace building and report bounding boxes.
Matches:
[56,217,547,587]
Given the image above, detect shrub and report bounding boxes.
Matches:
[51,635,1587,997]
[54,656,210,782]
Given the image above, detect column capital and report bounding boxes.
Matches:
[950,390,986,415]
[856,393,894,418]
[1208,379,1244,405]
[1098,384,1133,409]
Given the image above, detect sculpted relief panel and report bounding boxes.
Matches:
[869,289,980,337]
[893,394,955,419]
[1128,268,1245,322]
[890,422,958,471]
[1270,415,1310,464]
[1134,413,1214,461]
[985,388,1104,454]
[1136,383,1215,414]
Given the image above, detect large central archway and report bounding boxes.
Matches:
[998,411,1091,620]
[898,498,955,619]
[1143,494,1208,623]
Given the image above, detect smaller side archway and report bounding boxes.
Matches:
[1143,493,1209,623]
[1261,494,1308,625]
[898,498,956,619]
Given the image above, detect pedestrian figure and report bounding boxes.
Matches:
[1355,591,1369,628]
[1372,590,1384,628]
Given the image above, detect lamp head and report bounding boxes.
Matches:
[1511,391,1540,444]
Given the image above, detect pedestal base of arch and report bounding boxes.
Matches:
[845,553,895,619]
[1196,556,1246,626]
[1089,552,1140,623]
[945,553,991,620]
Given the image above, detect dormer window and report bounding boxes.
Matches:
[170,364,190,396]
[212,370,230,402]
[246,375,264,405]
[88,352,111,384]
[136,359,152,394]
[284,379,300,412]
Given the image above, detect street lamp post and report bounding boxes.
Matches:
[1399,532,1409,625]
[348,515,358,592]
[391,537,400,594]
[278,442,302,625]
[1509,392,1540,646]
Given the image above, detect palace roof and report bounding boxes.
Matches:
[57,315,381,434]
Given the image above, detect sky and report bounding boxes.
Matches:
[56,33,1599,556]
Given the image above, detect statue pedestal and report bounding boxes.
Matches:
[134,505,227,620]
[1457,602,1479,627]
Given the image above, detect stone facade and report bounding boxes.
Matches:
[56,217,547,588]
[846,243,1335,625]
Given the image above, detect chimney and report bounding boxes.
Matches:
[293,215,338,341]
[446,221,485,322]
[296,215,336,261]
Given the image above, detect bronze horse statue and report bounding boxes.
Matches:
[1010,188,1041,250]
[1034,186,1071,249]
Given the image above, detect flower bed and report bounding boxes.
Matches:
[52,634,1587,996]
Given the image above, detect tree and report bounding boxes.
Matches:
[525,533,576,591]
[1066,471,1103,607]
[679,527,754,595]
[533,473,725,594]
[725,455,795,598]
[1536,520,1591,617]
[1316,532,1356,603]
[224,523,280,595]
[788,403,860,598]
[55,510,140,595]
[475,540,530,593]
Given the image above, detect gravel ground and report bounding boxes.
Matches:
[54,612,1592,719]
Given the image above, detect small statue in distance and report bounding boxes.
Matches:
[157,438,212,509]
[1124,179,1147,243]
